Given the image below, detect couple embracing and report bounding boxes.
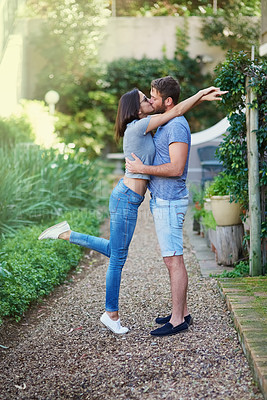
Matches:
[39,76,227,337]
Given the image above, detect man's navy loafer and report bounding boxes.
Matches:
[150,321,188,337]
[155,314,171,324]
[155,314,193,326]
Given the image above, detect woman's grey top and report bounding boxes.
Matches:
[123,116,155,180]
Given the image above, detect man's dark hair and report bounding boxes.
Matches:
[151,76,180,105]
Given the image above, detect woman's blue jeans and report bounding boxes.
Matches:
[69,179,144,312]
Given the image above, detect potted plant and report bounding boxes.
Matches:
[190,185,205,233]
[205,173,242,226]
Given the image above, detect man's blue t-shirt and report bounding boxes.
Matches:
[148,116,191,200]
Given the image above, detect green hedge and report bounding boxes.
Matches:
[0,208,105,324]
[106,57,223,132]
[0,115,35,147]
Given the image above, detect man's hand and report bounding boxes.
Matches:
[125,154,144,174]
[126,142,187,178]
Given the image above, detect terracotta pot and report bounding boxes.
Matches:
[210,195,242,226]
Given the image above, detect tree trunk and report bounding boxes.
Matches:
[209,224,245,266]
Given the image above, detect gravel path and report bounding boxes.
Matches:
[0,196,263,400]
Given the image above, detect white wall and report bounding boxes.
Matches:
[0,16,227,117]
[99,16,226,74]
[0,19,27,117]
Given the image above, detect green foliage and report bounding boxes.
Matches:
[114,0,208,17]
[137,1,192,16]
[0,115,35,147]
[54,87,118,157]
[214,51,267,212]
[106,56,223,132]
[175,19,190,59]
[190,184,217,230]
[0,208,103,324]
[55,108,115,159]
[51,70,106,115]
[54,54,224,152]
[190,184,205,205]
[114,0,260,18]
[214,261,250,278]
[0,145,111,236]
[214,51,266,268]
[190,184,205,222]
[192,207,205,224]
[122,0,261,51]
[202,210,217,231]
[88,91,118,121]
[205,173,238,200]
[27,0,111,102]
[201,13,260,52]
[116,1,260,52]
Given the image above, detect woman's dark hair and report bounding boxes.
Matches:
[115,88,140,142]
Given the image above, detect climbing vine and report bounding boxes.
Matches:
[214,51,267,240]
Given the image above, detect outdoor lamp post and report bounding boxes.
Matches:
[45,90,60,115]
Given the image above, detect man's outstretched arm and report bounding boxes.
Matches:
[125,142,188,177]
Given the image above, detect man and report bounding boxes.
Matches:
[126,76,194,337]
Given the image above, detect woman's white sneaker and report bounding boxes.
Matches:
[100,312,129,334]
[38,221,70,240]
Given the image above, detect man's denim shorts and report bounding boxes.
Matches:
[150,194,189,257]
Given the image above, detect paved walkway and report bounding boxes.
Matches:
[0,196,265,399]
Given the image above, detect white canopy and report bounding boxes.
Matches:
[191,117,230,146]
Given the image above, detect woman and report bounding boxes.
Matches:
[38,86,225,334]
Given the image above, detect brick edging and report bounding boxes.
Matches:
[217,281,267,400]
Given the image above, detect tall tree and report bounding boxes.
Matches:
[28,0,111,98]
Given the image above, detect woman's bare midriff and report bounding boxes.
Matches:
[123,176,148,196]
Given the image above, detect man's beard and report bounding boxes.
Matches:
[154,101,167,114]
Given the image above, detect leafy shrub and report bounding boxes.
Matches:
[201,1,260,51]
[0,208,103,324]
[214,51,266,217]
[0,115,35,148]
[113,0,260,18]
[106,56,223,132]
[205,173,237,199]
[51,55,224,155]
[214,261,250,278]
[55,102,116,158]
[27,0,111,107]
[202,210,217,231]
[214,51,266,272]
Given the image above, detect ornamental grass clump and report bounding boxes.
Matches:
[0,144,109,236]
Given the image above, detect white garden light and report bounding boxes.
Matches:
[45,90,60,114]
